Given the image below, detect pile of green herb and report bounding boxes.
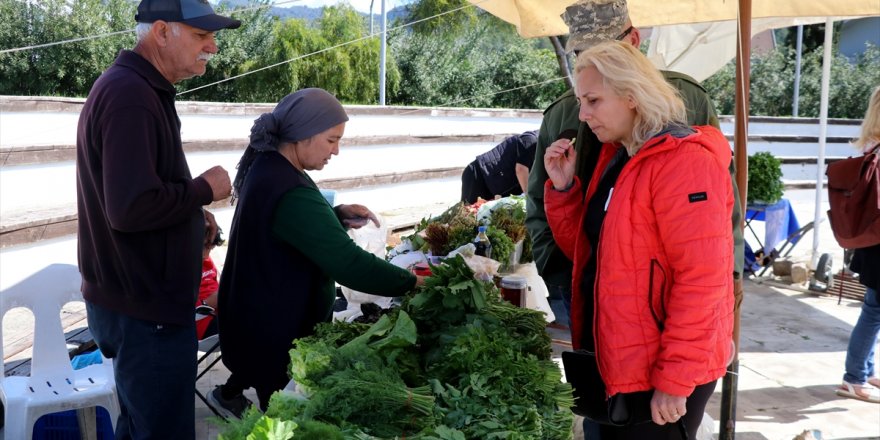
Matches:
[220,256,573,440]
[397,198,532,267]
[484,197,527,244]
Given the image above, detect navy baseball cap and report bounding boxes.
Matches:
[136,0,241,31]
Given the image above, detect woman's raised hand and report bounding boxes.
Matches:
[544,138,577,191]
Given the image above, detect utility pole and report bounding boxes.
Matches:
[379,0,387,106]
[793,25,803,117]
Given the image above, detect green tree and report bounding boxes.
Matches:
[391,26,494,107]
[318,5,399,103]
[796,44,880,119]
[0,0,38,93]
[777,23,840,55]
[748,47,796,117]
[179,0,279,102]
[240,4,397,104]
[0,0,135,97]
[703,43,879,118]
[490,39,567,109]
[403,0,478,36]
[390,10,565,109]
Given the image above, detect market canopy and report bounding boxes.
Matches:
[646,17,833,82]
[467,0,880,38]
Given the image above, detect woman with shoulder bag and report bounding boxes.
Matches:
[544,41,734,439]
[835,86,880,404]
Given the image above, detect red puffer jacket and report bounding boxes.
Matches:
[545,125,734,398]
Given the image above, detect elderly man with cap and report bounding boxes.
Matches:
[525,0,743,343]
[76,0,239,437]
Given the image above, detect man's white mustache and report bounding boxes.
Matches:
[197,53,213,62]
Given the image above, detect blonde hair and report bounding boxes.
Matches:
[854,86,880,152]
[574,41,686,153]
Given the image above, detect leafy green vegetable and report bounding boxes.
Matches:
[245,416,297,440]
[304,369,435,438]
[288,339,334,394]
[218,405,267,440]
[291,419,344,439]
[223,253,574,440]
[405,255,492,335]
[485,226,514,269]
[486,197,527,244]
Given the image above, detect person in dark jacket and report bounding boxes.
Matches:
[76,0,239,437]
[210,89,424,417]
[836,86,880,404]
[460,130,538,204]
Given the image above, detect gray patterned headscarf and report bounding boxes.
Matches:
[233,88,349,199]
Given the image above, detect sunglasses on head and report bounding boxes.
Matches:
[616,26,634,41]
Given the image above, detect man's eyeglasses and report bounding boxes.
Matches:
[616,26,634,41]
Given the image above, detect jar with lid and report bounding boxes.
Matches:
[499,275,527,307]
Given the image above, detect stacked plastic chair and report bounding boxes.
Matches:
[0,264,119,439]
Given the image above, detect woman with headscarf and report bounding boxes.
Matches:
[545,41,734,438]
[210,89,422,416]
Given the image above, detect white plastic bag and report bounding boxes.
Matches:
[512,263,554,323]
[696,412,714,440]
[341,214,394,309]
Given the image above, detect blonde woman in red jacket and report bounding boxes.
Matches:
[544,40,734,439]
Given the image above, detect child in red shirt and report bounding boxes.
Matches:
[196,228,224,340]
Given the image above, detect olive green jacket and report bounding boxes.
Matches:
[526,70,744,288]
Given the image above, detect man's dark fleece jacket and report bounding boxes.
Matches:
[76,50,214,326]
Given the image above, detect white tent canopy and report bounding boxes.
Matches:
[646,17,834,82]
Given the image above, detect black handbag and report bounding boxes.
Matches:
[561,350,654,426]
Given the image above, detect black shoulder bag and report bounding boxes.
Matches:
[561,263,687,437]
[561,350,688,437]
[561,349,654,426]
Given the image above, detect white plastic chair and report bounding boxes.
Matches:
[0,264,119,439]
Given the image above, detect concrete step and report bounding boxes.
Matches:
[0,171,465,248]
[1,134,514,167]
[0,134,857,167]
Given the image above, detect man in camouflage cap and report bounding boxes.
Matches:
[526,4,743,425]
[562,0,631,53]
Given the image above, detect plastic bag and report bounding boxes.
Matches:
[340,214,394,309]
[697,412,714,440]
[71,349,103,370]
[463,254,500,280]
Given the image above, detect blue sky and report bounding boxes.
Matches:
[279,0,414,14]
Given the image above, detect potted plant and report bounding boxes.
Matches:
[747,151,784,204]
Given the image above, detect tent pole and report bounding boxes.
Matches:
[721,0,750,439]
[811,20,833,268]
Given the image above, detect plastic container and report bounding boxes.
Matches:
[499,275,527,307]
[32,407,115,440]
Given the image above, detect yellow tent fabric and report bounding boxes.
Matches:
[468,0,880,38]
